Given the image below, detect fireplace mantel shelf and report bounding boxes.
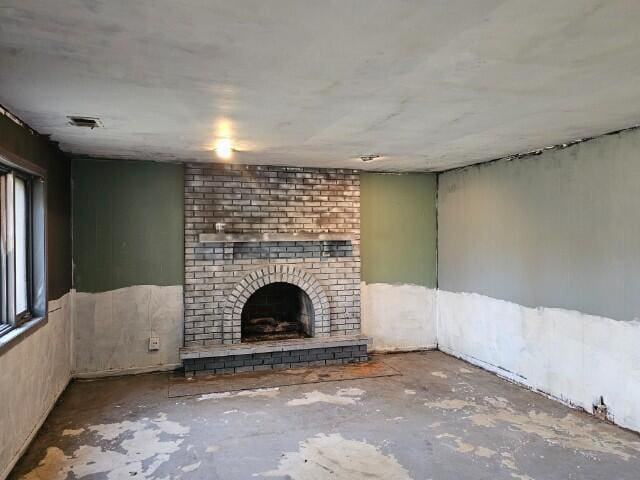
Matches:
[199,232,356,243]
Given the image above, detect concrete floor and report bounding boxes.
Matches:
[10,351,640,479]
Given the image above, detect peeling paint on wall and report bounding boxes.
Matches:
[437,289,640,433]
[73,285,183,377]
[361,282,437,352]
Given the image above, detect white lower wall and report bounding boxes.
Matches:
[1,284,184,478]
[361,282,437,352]
[437,289,640,433]
[0,292,73,480]
[5,282,639,478]
[73,285,183,377]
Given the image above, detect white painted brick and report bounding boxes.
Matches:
[184,163,361,344]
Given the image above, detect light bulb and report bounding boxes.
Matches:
[215,138,233,160]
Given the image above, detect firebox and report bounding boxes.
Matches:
[241,282,313,342]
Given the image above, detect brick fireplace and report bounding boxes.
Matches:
[180,163,369,375]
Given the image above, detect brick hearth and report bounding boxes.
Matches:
[181,335,370,376]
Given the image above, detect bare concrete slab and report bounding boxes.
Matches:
[9,351,640,479]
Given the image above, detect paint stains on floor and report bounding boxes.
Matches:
[180,461,201,473]
[286,387,365,406]
[10,352,640,480]
[500,453,535,480]
[21,413,189,479]
[424,398,475,410]
[428,395,640,461]
[258,433,413,479]
[197,387,280,401]
[437,434,497,457]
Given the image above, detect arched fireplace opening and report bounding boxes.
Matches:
[241,282,314,342]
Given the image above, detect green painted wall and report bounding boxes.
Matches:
[438,127,640,322]
[361,172,437,287]
[0,110,71,300]
[72,159,184,293]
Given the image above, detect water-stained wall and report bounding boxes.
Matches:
[360,173,438,351]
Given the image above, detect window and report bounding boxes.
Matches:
[0,161,45,337]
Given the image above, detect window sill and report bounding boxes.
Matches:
[0,316,47,356]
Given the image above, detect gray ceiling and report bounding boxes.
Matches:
[1,1,640,171]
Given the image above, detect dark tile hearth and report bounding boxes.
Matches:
[180,335,370,376]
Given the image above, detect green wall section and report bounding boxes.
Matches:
[361,172,437,287]
[0,111,72,300]
[72,159,184,293]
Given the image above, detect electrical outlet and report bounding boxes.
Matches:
[148,337,160,351]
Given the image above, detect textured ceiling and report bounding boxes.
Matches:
[1,1,640,171]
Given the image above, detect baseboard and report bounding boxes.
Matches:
[1,376,71,480]
[72,363,182,380]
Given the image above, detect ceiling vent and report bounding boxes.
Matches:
[68,116,102,129]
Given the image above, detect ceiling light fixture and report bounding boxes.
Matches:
[215,138,233,160]
[360,154,381,162]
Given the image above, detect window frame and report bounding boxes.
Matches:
[0,147,47,347]
[12,171,34,326]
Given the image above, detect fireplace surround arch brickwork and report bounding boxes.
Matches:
[225,264,331,344]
